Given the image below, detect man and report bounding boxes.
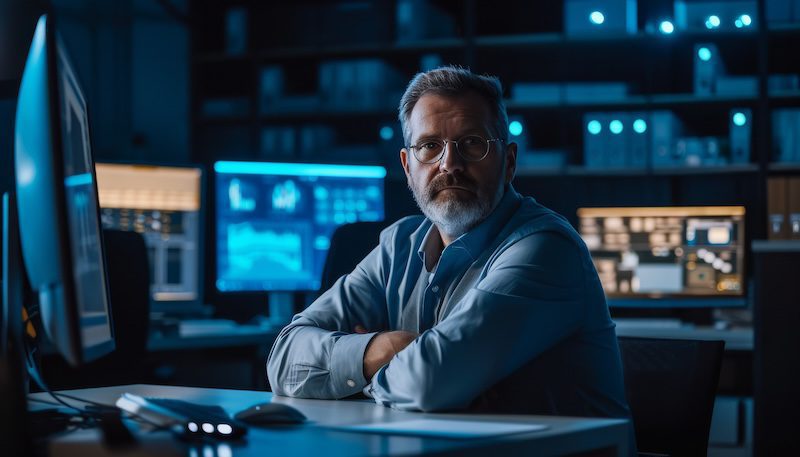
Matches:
[267,66,631,419]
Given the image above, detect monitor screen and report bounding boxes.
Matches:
[577,206,746,307]
[214,161,386,292]
[95,163,202,304]
[14,15,114,364]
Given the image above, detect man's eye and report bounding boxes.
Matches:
[422,142,440,150]
[462,137,481,146]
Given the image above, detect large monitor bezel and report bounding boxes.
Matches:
[14,15,114,365]
[577,205,748,308]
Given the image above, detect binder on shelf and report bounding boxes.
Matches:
[767,177,789,240]
[729,108,752,164]
[676,1,758,31]
[225,7,247,55]
[605,113,629,167]
[583,112,608,168]
[651,111,683,167]
[694,43,724,96]
[772,109,799,163]
[259,66,285,114]
[627,112,649,169]
[396,0,456,42]
[564,0,637,36]
[789,177,800,240]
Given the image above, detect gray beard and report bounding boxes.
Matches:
[410,184,494,240]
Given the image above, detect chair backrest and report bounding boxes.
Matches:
[320,221,387,292]
[618,337,725,457]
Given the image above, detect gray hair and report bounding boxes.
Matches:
[398,65,509,147]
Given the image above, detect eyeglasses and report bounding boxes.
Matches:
[408,135,504,164]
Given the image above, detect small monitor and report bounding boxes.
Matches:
[577,206,746,307]
[14,15,114,365]
[95,163,203,308]
[214,161,386,292]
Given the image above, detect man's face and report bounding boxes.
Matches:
[400,92,517,239]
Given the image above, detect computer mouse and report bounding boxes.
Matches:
[233,402,307,425]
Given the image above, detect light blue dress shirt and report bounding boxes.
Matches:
[267,185,631,421]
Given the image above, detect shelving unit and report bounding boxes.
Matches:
[188,0,800,264]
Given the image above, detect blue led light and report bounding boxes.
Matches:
[705,15,721,29]
[214,161,387,178]
[633,119,647,134]
[590,11,605,25]
[609,120,624,134]
[733,112,747,126]
[740,14,752,27]
[697,47,712,61]
[379,126,394,141]
[509,120,523,136]
[587,120,602,135]
[64,173,93,187]
[659,20,675,34]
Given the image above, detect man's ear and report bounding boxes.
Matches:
[505,141,517,184]
[400,148,411,179]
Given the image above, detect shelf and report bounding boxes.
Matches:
[195,38,464,63]
[475,30,757,50]
[768,162,800,172]
[767,23,800,34]
[751,239,800,252]
[507,93,757,111]
[515,164,759,178]
[650,164,759,175]
[260,106,395,122]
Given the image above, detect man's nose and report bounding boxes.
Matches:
[439,140,465,173]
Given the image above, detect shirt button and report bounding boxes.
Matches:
[346,379,356,387]
[431,285,439,293]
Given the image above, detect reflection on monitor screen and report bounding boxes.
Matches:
[215,161,386,292]
[57,38,112,350]
[577,206,746,305]
[95,164,202,303]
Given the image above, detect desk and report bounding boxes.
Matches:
[34,384,631,457]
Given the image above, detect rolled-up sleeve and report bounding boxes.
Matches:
[267,241,390,399]
[368,231,586,411]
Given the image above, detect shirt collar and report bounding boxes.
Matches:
[416,184,523,265]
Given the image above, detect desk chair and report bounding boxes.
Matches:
[43,230,150,388]
[618,336,725,457]
[320,221,388,292]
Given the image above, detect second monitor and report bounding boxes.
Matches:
[214,161,386,292]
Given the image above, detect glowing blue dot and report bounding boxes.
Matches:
[509,120,523,136]
[735,19,743,28]
[609,120,624,134]
[740,14,752,26]
[590,11,605,25]
[633,119,647,134]
[587,120,602,135]
[659,20,674,34]
[697,47,712,61]
[705,15,721,29]
[379,126,394,141]
[733,112,747,126]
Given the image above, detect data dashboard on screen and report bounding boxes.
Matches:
[577,206,746,307]
[214,161,386,292]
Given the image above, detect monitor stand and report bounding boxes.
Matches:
[268,292,294,326]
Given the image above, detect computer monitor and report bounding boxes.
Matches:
[12,15,114,365]
[95,163,204,310]
[214,161,386,292]
[577,206,746,307]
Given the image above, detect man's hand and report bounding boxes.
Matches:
[356,325,417,380]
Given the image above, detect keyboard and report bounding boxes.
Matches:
[116,393,247,440]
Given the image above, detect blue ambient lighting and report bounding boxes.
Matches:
[705,15,721,29]
[590,11,605,25]
[609,120,624,134]
[697,47,712,61]
[633,119,647,134]
[214,161,387,178]
[509,120,524,136]
[379,126,394,141]
[659,20,675,34]
[587,120,602,135]
[733,112,747,126]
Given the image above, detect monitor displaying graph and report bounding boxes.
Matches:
[214,161,386,292]
[577,206,746,307]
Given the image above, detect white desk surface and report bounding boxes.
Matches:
[33,384,630,457]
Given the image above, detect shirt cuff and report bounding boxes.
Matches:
[330,331,378,398]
